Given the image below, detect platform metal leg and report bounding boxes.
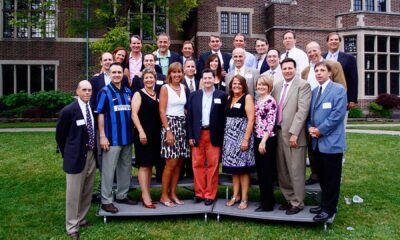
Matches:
[324,222,327,231]
[217,213,220,222]
[225,186,229,200]
[103,216,107,224]
[204,213,208,222]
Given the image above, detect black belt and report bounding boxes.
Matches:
[275,125,282,130]
[201,126,210,130]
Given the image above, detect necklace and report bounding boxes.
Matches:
[144,88,155,97]
[170,84,181,91]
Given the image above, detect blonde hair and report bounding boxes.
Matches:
[256,75,274,93]
[166,62,183,84]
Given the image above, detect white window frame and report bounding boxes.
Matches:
[351,0,390,12]
[0,60,59,96]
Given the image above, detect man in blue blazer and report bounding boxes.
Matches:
[187,69,227,205]
[153,33,181,76]
[307,62,347,222]
[56,80,97,239]
[255,38,270,74]
[323,32,358,109]
[198,35,231,75]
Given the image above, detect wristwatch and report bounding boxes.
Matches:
[165,127,171,131]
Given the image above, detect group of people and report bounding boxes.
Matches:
[56,30,357,239]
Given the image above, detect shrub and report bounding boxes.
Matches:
[2,91,30,108]
[31,91,74,115]
[348,107,363,118]
[376,93,400,109]
[368,102,383,115]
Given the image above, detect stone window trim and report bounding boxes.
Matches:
[1,0,57,40]
[0,60,59,96]
[216,7,253,36]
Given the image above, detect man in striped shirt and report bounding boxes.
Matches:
[96,63,136,213]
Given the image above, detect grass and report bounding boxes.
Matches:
[346,126,400,131]
[0,121,56,128]
[1,132,400,239]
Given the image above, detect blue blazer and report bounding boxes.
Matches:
[56,101,97,174]
[181,78,200,93]
[89,73,129,109]
[307,81,347,154]
[258,58,270,75]
[187,89,227,147]
[198,51,231,74]
[323,51,358,103]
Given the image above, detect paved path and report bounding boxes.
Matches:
[0,127,399,135]
[347,123,400,127]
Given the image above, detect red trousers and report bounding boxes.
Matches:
[191,129,220,199]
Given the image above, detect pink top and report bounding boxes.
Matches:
[254,95,277,138]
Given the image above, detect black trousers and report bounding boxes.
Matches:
[313,145,343,215]
[307,135,318,181]
[254,136,277,210]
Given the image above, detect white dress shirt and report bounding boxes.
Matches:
[280,46,309,75]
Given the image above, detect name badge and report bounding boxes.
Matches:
[76,119,85,126]
[221,81,226,87]
[114,105,131,111]
[214,98,221,104]
[233,103,241,109]
[155,60,159,65]
[156,80,164,85]
[322,102,332,109]
[245,73,253,79]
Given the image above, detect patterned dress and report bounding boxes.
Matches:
[222,94,255,174]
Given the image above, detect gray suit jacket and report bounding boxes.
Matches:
[272,76,311,147]
[225,67,260,97]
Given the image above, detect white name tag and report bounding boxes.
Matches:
[322,102,332,109]
[76,119,85,126]
[245,73,253,79]
[221,81,226,87]
[233,103,241,109]
[214,98,221,104]
[155,60,159,65]
[114,105,131,111]
[156,80,164,85]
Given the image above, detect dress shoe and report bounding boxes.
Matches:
[193,196,204,203]
[101,203,119,213]
[305,178,319,185]
[255,206,274,212]
[204,199,214,206]
[115,197,138,205]
[285,206,303,215]
[278,202,292,211]
[309,206,322,214]
[313,211,332,222]
[68,231,80,240]
[79,222,91,228]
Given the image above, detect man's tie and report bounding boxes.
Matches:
[312,86,323,126]
[86,103,95,150]
[277,83,289,125]
[236,68,240,75]
[189,79,194,93]
[285,51,289,59]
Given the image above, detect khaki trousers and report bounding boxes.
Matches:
[66,151,96,234]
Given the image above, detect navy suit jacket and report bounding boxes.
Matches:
[56,101,97,174]
[198,51,231,74]
[187,89,227,147]
[89,73,129,109]
[323,51,358,103]
[258,58,270,75]
[307,81,347,154]
[181,78,200,93]
[155,50,181,74]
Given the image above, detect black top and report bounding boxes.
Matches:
[225,94,247,118]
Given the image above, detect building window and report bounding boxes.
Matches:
[2,0,56,39]
[129,2,167,41]
[220,11,250,35]
[366,0,375,11]
[354,0,363,11]
[1,64,56,96]
[378,0,387,12]
[363,35,400,96]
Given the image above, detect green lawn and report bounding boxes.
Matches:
[0,121,56,128]
[0,133,399,239]
[346,126,400,131]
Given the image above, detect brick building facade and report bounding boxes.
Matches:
[1,0,399,107]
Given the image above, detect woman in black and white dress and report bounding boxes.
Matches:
[159,62,190,207]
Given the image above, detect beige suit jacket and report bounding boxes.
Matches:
[272,76,311,147]
[301,60,347,90]
[225,67,260,97]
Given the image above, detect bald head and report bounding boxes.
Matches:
[306,41,322,64]
[76,80,92,103]
[232,48,246,68]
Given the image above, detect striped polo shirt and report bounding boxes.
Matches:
[96,82,133,146]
